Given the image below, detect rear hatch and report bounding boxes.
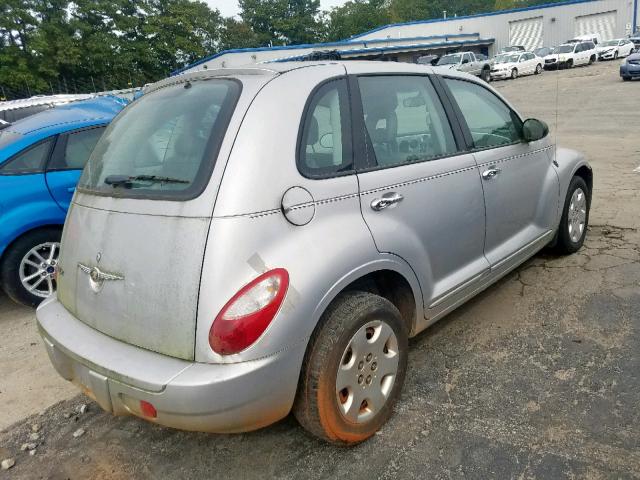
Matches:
[56,72,269,361]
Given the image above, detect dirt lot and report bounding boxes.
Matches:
[0,60,638,479]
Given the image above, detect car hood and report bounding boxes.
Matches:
[493,62,516,68]
[597,46,616,51]
[544,54,559,60]
[626,53,640,62]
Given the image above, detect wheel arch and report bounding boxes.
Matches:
[310,258,424,339]
[0,224,63,267]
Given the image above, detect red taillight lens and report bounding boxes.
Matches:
[209,268,289,355]
[139,400,157,418]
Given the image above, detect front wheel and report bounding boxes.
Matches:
[622,76,631,81]
[480,68,491,82]
[567,59,574,69]
[511,68,518,79]
[293,291,408,444]
[535,64,542,74]
[0,228,61,307]
[588,55,595,65]
[556,176,590,254]
[614,51,618,60]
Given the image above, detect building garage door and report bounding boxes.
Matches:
[509,17,543,50]
[575,11,617,41]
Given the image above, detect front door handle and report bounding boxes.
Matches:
[371,192,404,211]
[481,167,501,180]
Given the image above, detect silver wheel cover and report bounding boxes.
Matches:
[336,320,399,424]
[567,187,587,243]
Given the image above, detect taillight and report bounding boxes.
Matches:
[209,268,289,355]
[139,400,157,418]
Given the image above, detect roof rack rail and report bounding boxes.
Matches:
[296,50,342,61]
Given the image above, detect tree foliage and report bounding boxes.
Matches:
[1,0,568,99]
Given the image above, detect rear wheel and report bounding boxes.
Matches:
[0,229,61,307]
[556,176,590,254]
[511,68,518,79]
[293,291,408,444]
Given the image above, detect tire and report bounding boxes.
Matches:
[614,51,618,60]
[622,76,631,81]
[535,64,542,74]
[293,291,408,445]
[0,228,61,307]
[556,176,590,255]
[589,55,595,65]
[480,68,491,82]
[511,68,518,79]
[567,59,574,69]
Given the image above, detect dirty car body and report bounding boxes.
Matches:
[37,61,592,440]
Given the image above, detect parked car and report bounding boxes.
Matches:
[0,96,127,306]
[568,33,601,45]
[534,46,555,58]
[436,51,492,81]
[620,52,640,80]
[0,94,93,123]
[629,33,640,50]
[500,45,526,53]
[547,41,597,69]
[416,54,439,65]
[597,38,636,60]
[491,51,543,80]
[37,61,592,444]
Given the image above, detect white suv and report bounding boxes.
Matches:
[555,41,597,68]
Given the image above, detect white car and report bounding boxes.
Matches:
[553,41,598,68]
[597,39,636,60]
[490,51,543,80]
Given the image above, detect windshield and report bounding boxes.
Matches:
[557,44,575,53]
[506,54,521,63]
[437,55,461,65]
[600,40,618,47]
[78,79,240,199]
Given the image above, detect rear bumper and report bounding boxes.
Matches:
[36,297,306,433]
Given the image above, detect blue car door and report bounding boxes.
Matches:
[45,126,105,211]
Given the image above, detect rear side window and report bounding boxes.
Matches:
[0,139,53,175]
[49,127,105,170]
[357,76,457,169]
[445,78,523,149]
[79,79,240,199]
[298,79,352,178]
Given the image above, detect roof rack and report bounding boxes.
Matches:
[295,50,342,61]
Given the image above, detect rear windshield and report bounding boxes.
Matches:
[78,78,240,200]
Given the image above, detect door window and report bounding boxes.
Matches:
[298,79,352,178]
[445,78,523,149]
[357,76,457,169]
[0,139,53,174]
[49,127,106,170]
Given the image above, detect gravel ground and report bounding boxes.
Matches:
[0,60,638,479]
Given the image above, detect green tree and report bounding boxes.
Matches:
[239,0,324,45]
[323,0,390,41]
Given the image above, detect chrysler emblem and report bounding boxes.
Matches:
[78,263,124,292]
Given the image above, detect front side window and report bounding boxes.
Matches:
[79,79,240,199]
[298,79,352,178]
[49,127,105,170]
[445,78,523,149]
[0,139,53,175]
[357,76,457,169]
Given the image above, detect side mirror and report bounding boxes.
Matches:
[522,118,549,142]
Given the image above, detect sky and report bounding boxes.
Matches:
[205,0,348,18]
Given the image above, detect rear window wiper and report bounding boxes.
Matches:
[104,174,189,188]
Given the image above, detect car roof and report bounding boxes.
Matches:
[0,95,128,162]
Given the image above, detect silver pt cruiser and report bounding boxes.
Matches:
[37,61,592,444]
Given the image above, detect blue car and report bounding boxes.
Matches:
[0,96,127,306]
[620,52,640,81]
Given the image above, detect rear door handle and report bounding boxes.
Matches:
[481,167,501,180]
[371,192,404,211]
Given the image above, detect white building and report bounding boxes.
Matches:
[177,0,640,74]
